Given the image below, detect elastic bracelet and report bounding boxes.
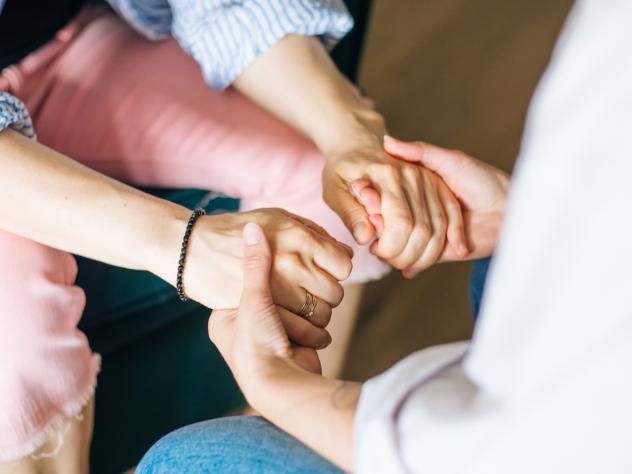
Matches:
[176,208,206,301]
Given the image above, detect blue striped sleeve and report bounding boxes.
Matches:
[168,0,354,90]
[0,93,35,138]
[106,0,173,40]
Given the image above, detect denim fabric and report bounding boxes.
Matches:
[469,257,492,321]
[137,416,343,474]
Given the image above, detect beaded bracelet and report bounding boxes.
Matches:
[176,208,206,301]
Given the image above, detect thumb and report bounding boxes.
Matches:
[240,222,274,310]
[325,182,375,245]
[384,135,466,183]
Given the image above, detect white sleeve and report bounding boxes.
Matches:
[353,342,495,474]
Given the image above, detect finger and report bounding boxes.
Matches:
[385,168,431,270]
[281,287,333,329]
[358,186,381,215]
[437,180,469,258]
[368,214,384,238]
[271,264,336,322]
[402,173,448,277]
[324,179,375,244]
[240,222,274,310]
[351,180,382,237]
[289,214,354,258]
[291,346,322,374]
[304,261,345,307]
[278,307,332,349]
[313,238,353,282]
[384,135,467,187]
[350,178,372,198]
[371,169,413,260]
[289,214,330,237]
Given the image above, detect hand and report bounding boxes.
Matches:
[322,129,468,276]
[180,209,353,349]
[383,136,510,274]
[209,223,319,403]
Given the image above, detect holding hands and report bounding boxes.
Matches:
[209,223,322,400]
[381,136,510,265]
[323,132,469,277]
[178,208,352,350]
[323,130,509,277]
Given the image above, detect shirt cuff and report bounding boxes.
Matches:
[0,93,35,138]
[170,0,354,90]
[353,341,471,473]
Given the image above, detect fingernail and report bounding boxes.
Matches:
[243,222,261,246]
[383,134,392,144]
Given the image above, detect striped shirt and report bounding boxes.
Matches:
[0,0,353,138]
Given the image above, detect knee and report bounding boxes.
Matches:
[138,417,270,473]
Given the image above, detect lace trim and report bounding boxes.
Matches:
[0,354,101,463]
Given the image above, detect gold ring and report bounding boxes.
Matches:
[299,290,317,320]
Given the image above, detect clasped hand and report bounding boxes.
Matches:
[323,135,509,276]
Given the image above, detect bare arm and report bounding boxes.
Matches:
[0,128,186,275]
[0,129,351,336]
[234,34,382,156]
[234,35,469,270]
[257,365,360,470]
[210,223,362,471]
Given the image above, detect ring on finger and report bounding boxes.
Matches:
[299,290,318,320]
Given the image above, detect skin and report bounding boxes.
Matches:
[234,35,469,273]
[210,139,510,471]
[1,31,464,471]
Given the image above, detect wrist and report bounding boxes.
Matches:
[141,200,192,285]
[315,104,387,158]
[239,357,309,410]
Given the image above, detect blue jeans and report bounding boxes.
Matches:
[138,261,492,473]
[469,257,491,321]
[137,416,343,474]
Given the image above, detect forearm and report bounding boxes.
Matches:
[234,34,385,156]
[0,129,188,279]
[251,364,360,471]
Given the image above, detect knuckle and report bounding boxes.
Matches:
[371,162,395,180]
[433,214,447,234]
[391,215,413,236]
[402,165,420,183]
[275,252,303,273]
[389,256,409,271]
[415,222,432,242]
[374,239,401,260]
[341,257,353,280]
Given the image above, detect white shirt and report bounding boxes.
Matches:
[354,1,632,472]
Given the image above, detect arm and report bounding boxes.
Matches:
[167,0,470,275]
[255,363,360,470]
[235,34,470,271]
[0,128,351,350]
[207,225,471,471]
[209,223,359,470]
[0,128,186,274]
